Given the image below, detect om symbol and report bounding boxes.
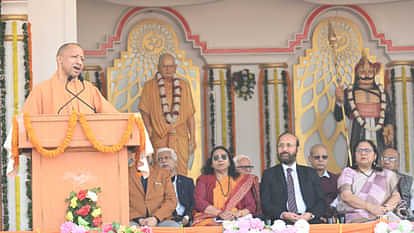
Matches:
[142,32,165,55]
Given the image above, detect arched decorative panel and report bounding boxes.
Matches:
[293,17,383,173]
[107,18,202,178]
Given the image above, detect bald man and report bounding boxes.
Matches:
[139,53,196,176]
[23,42,118,115]
[308,144,339,207]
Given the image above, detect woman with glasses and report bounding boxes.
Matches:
[192,146,261,226]
[337,139,400,223]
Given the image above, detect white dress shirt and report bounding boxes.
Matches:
[172,176,186,216]
[281,162,307,213]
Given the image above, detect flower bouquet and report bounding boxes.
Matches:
[102,222,152,233]
[222,215,310,233]
[374,220,414,233]
[65,187,102,228]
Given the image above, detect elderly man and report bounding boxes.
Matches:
[129,150,179,227]
[157,147,194,226]
[139,53,196,176]
[308,144,339,207]
[381,148,414,213]
[234,154,254,174]
[261,132,325,224]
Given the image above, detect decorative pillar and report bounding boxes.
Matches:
[386,61,414,175]
[258,63,290,172]
[203,64,234,159]
[1,0,32,230]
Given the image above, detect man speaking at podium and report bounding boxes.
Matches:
[22,42,117,114]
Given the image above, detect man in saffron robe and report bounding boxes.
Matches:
[15,42,153,169]
[22,42,118,114]
[139,53,196,176]
[334,53,393,165]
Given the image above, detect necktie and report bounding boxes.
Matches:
[287,168,298,213]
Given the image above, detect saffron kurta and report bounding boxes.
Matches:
[139,77,195,175]
[22,72,118,114]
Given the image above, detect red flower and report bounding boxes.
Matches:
[103,223,113,233]
[93,216,102,227]
[77,190,87,201]
[141,226,152,233]
[76,205,91,216]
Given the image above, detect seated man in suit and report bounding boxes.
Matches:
[381,147,414,219]
[129,149,179,227]
[260,132,326,224]
[157,147,195,226]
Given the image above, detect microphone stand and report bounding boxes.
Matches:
[57,75,97,114]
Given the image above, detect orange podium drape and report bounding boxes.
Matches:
[18,114,141,232]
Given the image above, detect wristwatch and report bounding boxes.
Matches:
[309,213,315,220]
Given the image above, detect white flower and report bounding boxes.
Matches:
[399,220,413,232]
[222,220,237,230]
[86,191,98,202]
[249,229,261,233]
[389,231,401,233]
[271,219,286,231]
[294,219,310,233]
[374,221,388,233]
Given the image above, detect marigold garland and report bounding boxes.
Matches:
[24,111,78,158]
[134,114,146,154]
[78,113,134,153]
[17,112,145,159]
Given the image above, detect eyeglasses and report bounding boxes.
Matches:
[356,148,373,153]
[312,155,328,160]
[278,143,296,148]
[158,156,171,162]
[237,165,254,170]
[213,154,228,161]
[382,157,397,162]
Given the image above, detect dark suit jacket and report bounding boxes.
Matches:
[174,174,195,218]
[260,164,326,223]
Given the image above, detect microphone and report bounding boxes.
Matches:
[57,75,79,114]
[57,75,97,114]
[77,75,97,113]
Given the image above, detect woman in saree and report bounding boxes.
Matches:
[192,146,261,226]
[337,139,400,223]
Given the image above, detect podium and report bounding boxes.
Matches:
[18,114,139,232]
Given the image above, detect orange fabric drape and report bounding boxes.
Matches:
[0,221,382,233]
